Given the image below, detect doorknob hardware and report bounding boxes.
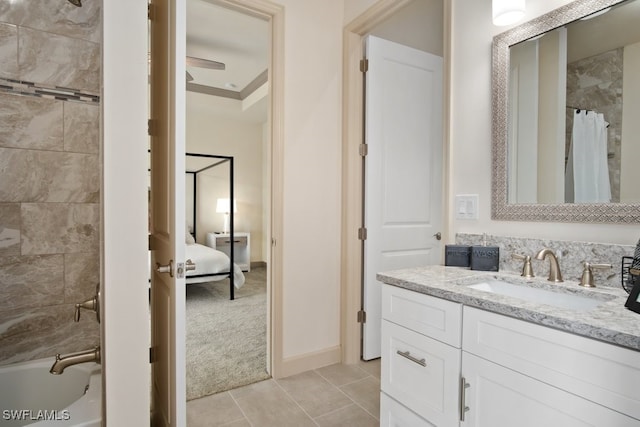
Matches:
[460,376,470,421]
[433,232,442,240]
[396,350,426,367]
[156,260,174,277]
[185,259,196,272]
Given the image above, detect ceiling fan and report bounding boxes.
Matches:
[186,56,225,82]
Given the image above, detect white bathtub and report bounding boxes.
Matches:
[0,358,101,427]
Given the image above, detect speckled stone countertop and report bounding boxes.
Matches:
[377,265,640,352]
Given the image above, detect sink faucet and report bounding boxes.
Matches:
[535,248,563,283]
[50,346,100,375]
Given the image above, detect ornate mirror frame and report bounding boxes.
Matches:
[492,0,640,223]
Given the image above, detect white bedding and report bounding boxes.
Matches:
[186,243,245,289]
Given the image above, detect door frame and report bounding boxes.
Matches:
[202,0,285,378]
[340,0,453,364]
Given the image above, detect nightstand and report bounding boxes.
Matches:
[205,232,250,272]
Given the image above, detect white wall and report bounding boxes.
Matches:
[277,0,344,360]
[450,0,640,245]
[186,92,266,263]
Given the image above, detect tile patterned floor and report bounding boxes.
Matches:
[187,359,381,427]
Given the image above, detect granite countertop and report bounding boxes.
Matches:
[377,265,640,352]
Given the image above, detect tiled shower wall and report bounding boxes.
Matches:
[0,0,101,365]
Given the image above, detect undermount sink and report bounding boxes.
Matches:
[467,279,609,311]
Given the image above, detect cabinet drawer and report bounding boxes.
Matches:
[382,284,462,347]
[216,236,247,246]
[380,392,432,427]
[463,306,640,421]
[382,320,460,426]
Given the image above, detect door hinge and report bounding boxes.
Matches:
[148,3,155,20]
[360,58,368,73]
[149,347,156,363]
[148,119,157,136]
[359,143,368,157]
[358,227,367,241]
[357,310,366,323]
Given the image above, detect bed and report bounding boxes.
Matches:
[186,152,242,300]
[185,241,245,288]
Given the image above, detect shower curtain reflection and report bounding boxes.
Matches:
[565,109,611,203]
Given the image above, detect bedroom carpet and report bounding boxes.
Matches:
[186,266,269,400]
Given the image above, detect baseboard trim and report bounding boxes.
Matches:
[276,346,341,378]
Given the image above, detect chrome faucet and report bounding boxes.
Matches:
[50,346,100,375]
[535,248,563,282]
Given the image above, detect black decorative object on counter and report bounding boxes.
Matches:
[445,245,471,267]
[470,245,500,272]
[622,238,640,294]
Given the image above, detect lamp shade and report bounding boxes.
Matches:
[493,0,525,26]
[216,198,237,213]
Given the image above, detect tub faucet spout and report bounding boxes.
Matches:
[535,248,564,283]
[50,346,100,375]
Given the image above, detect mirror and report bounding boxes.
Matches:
[492,0,640,223]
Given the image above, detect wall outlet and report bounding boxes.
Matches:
[455,194,479,220]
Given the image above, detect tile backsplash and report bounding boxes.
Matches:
[0,0,101,366]
[456,233,637,290]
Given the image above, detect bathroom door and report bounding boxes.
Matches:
[362,36,443,360]
[149,0,187,425]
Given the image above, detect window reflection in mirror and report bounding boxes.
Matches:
[507,0,640,205]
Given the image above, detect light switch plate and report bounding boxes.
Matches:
[455,194,479,220]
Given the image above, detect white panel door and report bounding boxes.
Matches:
[149,0,186,425]
[363,36,443,360]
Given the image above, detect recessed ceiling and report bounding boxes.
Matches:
[186,0,269,93]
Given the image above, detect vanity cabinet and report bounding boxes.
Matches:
[380,285,461,427]
[380,284,640,426]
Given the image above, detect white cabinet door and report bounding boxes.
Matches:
[382,321,460,427]
[380,392,435,427]
[461,352,639,427]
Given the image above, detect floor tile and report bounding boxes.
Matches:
[358,358,381,379]
[187,392,245,427]
[230,379,317,427]
[315,363,369,387]
[276,370,353,418]
[314,403,379,427]
[340,376,381,419]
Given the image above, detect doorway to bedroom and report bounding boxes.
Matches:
[184,0,272,401]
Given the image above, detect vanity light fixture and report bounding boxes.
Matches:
[492,0,526,26]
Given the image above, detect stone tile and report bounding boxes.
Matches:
[0,0,101,43]
[0,92,63,150]
[358,358,381,379]
[0,203,20,257]
[276,370,352,418]
[21,203,99,255]
[340,377,380,419]
[0,254,64,312]
[315,363,369,387]
[314,403,379,427]
[64,101,99,153]
[0,303,99,365]
[0,148,99,203]
[230,379,316,427]
[18,26,100,93]
[64,252,99,304]
[0,23,18,79]
[187,392,246,427]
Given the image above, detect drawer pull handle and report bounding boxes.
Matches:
[396,350,426,367]
[222,240,242,244]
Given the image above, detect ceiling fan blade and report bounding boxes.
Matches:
[186,56,226,70]
[186,71,194,82]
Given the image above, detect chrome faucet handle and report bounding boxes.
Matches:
[579,262,612,288]
[512,254,534,278]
